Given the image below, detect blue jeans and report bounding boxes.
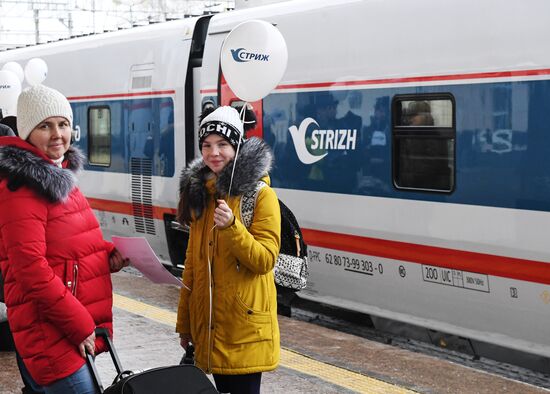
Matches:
[17,353,97,394]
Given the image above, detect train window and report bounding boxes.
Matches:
[395,99,453,127]
[88,106,111,166]
[392,94,455,192]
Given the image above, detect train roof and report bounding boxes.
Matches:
[2,0,550,84]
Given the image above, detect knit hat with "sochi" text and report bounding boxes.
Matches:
[198,106,244,151]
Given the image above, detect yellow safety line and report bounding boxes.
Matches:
[114,293,177,325]
[113,293,415,394]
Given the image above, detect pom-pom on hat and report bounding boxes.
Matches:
[16,84,73,140]
[198,106,244,151]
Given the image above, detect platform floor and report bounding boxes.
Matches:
[1,271,548,393]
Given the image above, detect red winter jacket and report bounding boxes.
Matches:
[0,137,115,386]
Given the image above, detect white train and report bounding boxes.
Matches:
[2,0,550,372]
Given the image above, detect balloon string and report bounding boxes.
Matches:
[227,103,247,198]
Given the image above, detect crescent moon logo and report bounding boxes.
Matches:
[230,48,247,62]
[288,118,328,165]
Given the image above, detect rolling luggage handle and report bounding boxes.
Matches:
[86,328,218,394]
[86,327,131,393]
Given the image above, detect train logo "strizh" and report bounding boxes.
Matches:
[288,117,357,165]
[230,48,270,63]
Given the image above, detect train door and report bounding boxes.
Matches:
[164,16,213,272]
[188,16,214,159]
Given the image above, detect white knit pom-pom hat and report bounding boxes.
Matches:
[16,84,73,140]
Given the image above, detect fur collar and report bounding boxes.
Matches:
[179,137,273,220]
[0,142,84,202]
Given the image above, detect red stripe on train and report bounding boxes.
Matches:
[201,68,550,94]
[88,198,550,285]
[87,198,177,220]
[276,68,550,90]
[303,229,550,285]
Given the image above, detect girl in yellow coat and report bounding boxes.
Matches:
[176,106,281,394]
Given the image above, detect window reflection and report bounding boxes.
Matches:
[89,107,111,166]
[393,95,455,192]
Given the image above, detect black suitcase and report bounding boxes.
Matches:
[87,328,218,394]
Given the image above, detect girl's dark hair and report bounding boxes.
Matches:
[176,183,192,225]
[177,165,210,225]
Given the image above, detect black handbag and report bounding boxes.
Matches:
[87,328,217,394]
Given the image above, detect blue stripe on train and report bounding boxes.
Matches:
[263,79,550,212]
[71,97,175,177]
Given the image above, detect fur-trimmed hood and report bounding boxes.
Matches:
[179,137,273,220]
[0,138,84,202]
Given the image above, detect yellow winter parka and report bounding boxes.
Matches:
[176,137,281,375]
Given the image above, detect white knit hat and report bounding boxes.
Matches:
[198,106,244,150]
[16,84,73,140]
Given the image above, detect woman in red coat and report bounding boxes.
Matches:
[0,84,128,394]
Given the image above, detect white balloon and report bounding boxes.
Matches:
[2,62,24,83]
[0,70,22,116]
[24,58,48,86]
[220,20,288,102]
